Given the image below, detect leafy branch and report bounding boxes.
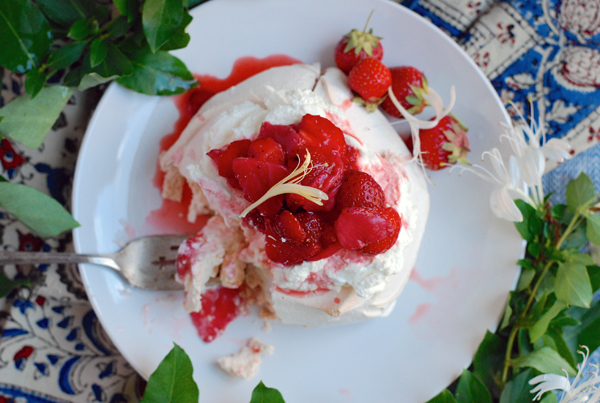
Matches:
[425,172,600,403]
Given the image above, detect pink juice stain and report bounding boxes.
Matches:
[147,54,301,342]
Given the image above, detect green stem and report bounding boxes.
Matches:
[500,205,583,385]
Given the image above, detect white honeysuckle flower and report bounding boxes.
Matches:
[491,185,524,222]
[542,138,572,162]
[530,346,600,403]
[530,374,571,400]
[452,103,571,222]
[453,147,533,221]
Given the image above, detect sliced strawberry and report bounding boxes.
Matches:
[265,212,323,265]
[258,122,306,156]
[342,146,360,171]
[335,169,386,210]
[242,209,267,233]
[286,145,344,212]
[248,137,285,165]
[361,207,401,255]
[207,139,251,189]
[334,207,394,250]
[295,115,347,152]
[419,115,470,171]
[348,58,391,104]
[232,158,290,216]
[307,222,341,261]
[380,66,428,118]
[270,210,306,243]
[334,16,384,75]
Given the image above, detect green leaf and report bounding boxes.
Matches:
[499,369,538,403]
[78,72,120,91]
[46,41,87,70]
[528,293,550,327]
[160,10,192,51]
[473,331,506,396]
[0,0,52,73]
[586,214,600,245]
[540,393,559,403]
[0,271,30,298]
[117,48,197,95]
[529,300,566,343]
[78,44,133,91]
[536,271,556,301]
[0,86,72,149]
[455,370,492,403]
[0,182,79,238]
[108,16,135,39]
[517,258,535,270]
[555,261,593,308]
[426,389,458,403]
[587,265,600,293]
[142,0,184,53]
[512,346,576,376]
[549,311,580,329]
[514,199,543,242]
[25,68,46,99]
[563,224,588,250]
[564,299,600,356]
[114,0,140,22]
[249,381,285,403]
[500,303,513,330]
[517,267,535,291]
[518,328,533,356]
[141,343,199,403]
[90,39,109,68]
[551,204,571,224]
[566,173,595,213]
[545,329,577,371]
[563,249,596,266]
[68,19,93,40]
[36,0,95,27]
[528,242,542,259]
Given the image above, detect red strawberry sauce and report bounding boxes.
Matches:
[147,55,301,342]
[190,286,247,343]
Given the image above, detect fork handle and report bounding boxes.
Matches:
[0,252,120,271]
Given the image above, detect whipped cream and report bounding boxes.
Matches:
[161,64,429,326]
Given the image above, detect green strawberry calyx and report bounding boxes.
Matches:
[441,117,470,166]
[405,76,429,115]
[352,95,387,113]
[343,11,382,56]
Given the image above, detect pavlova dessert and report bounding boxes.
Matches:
[159,62,429,329]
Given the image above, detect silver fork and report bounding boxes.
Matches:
[0,235,188,290]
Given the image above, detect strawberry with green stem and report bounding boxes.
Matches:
[348,58,392,112]
[419,114,470,171]
[380,66,429,118]
[334,11,383,75]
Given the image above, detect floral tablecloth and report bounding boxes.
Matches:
[1,0,599,402]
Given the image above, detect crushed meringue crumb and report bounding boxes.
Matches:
[217,338,274,380]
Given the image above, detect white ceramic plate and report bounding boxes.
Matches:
[72,0,522,401]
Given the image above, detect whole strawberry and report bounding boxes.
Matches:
[380,66,428,118]
[419,115,470,170]
[334,13,383,75]
[348,58,391,112]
